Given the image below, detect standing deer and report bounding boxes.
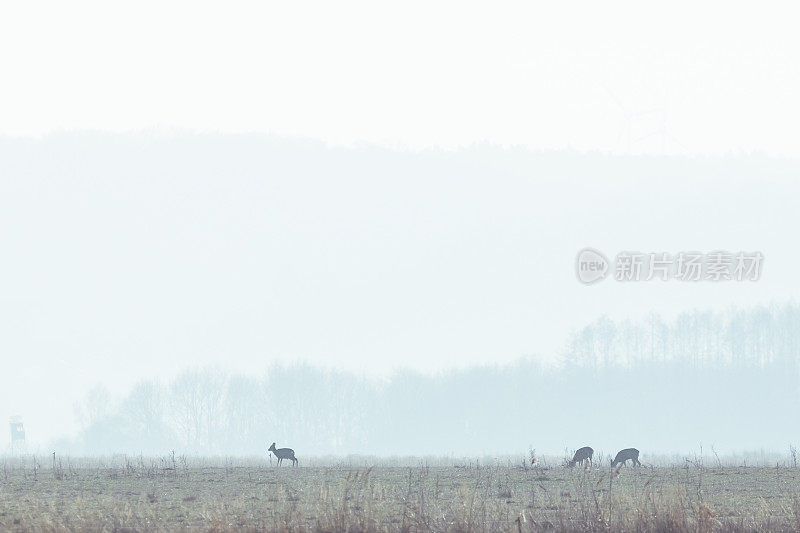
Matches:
[268,442,298,466]
[611,448,641,467]
[568,446,594,467]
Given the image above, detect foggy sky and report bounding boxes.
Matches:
[1,134,799,447]
[2,2,800,156]
[2,1,800,450]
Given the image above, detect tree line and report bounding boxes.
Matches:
[62,303,800,456]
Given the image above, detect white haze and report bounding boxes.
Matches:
[1,1,799,156]
[1,1,799,452]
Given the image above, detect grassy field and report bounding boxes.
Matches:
[1,455,800,531]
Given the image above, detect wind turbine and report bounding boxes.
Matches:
[604,86,664,154]
[633,98,689,154]
[604,86,688,155]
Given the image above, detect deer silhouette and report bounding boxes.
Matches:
[568,446,594,467]
[268,442,298,466]
[611,448,641,467]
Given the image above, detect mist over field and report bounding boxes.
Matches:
[2,133,799,456]
[5,3,800,531]
[63,303,800,457]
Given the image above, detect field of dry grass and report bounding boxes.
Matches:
[1,455,800,531]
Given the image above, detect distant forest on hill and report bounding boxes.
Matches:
[62,303,800,456]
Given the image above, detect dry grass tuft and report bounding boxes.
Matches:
[1,456,799,531]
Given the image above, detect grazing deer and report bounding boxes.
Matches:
[268,442,298,466]
[611,448,641,467]
[568,446,594,467]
